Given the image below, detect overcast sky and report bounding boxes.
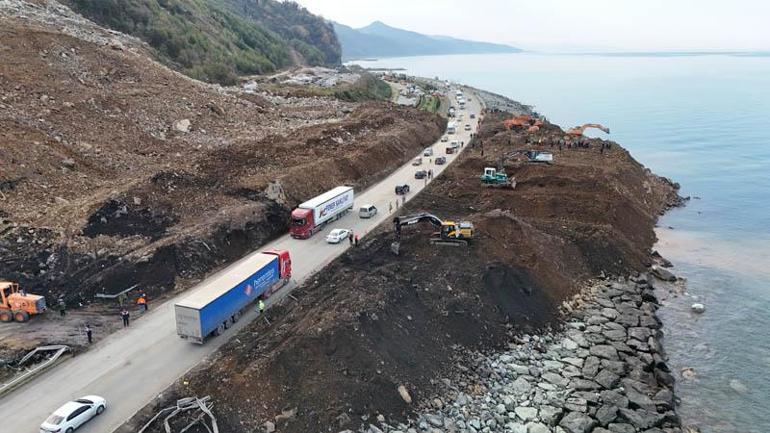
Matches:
[293,0,770,51]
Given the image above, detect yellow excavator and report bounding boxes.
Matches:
[566,123,610,136]
[392,212,473,254]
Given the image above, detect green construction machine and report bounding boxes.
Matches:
[480,167,516,189]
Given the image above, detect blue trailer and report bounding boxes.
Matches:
[174,250,292,343]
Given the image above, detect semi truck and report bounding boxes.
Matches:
[174,250,291,343]
[290,186,354,239]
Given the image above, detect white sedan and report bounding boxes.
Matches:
[326,228,351,244]
[40,395,107,433]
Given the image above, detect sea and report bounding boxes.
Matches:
[351,52,770,432]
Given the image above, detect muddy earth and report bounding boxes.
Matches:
[121,111,681,433]
[0,2,444,354]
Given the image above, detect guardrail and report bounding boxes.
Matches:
[0,344,70,398]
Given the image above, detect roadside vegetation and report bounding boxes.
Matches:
[263,73,392,102]
[417,94,442,113]
[62,0,341,84]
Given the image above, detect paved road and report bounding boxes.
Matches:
[0,89,482,432]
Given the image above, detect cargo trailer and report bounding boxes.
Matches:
[290,186,354,239]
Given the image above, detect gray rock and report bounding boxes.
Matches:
[264,421,276,433]
[625,388,656,412]
[511,377,533,396]
[563,365,583,378]
[173,118,191,133]
[651,266,676,282]
[508,423,528,433]
[558,411,596,433]
[604,329,627,341]
[601,308,619,320]
[570,379,600,391]
[563,357,585,368]
[626,338,651,352]
[691,303,705,314]
[628,327,652,342]
[469,418,482,430]
[609,341,635,355]
[618,408,664,430]
[582,356,601,378]
[608,423,636,433]
[61,157,76,168]
[600,390,629,409]
[539,405,563,426]
[653,388,675,410]
[616,312,640,327]
[595,405,618,426]
[639,314,661,329]
[594,369,621,389]
[367,425,384,433]
[587,315,609,325]
[562,338,580,350]
[427,414,444,427]
[592,429,612,433]
[515,407,538,422]
[542,372,568,387]
[590,345,619,360]
[527,422,551,433]
[564,397,588,413]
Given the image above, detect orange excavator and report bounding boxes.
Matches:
[566,123,610,136]
[0,281,46,322]
[503,115,543,132]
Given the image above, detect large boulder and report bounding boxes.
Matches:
[558,412,596,433]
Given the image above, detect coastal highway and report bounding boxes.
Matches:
[0,89,482,432]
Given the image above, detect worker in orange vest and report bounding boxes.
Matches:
[137,295,148,312]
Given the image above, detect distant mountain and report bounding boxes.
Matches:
[334,21,521,60]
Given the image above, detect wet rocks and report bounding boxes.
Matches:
[356,277,681,433]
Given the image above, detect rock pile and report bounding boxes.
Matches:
[350,277,681,433]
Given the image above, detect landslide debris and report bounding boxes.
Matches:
[125,112,680,433]
[0,2,444,341]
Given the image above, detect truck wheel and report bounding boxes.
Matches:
[224,316,234,329]
[13,311,29,322]
[0,310,11,322]
[232,311,242,322]
[214,323,226,336]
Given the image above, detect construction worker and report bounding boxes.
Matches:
[137,295,148,312]
[58,298,66,317]
[389,202,393,213]
[348,232,354,245]
[84,324,93,344]
[121,309,130,327]
[258,299,266,315]
[117,292,127,307]
[354,234,359,246]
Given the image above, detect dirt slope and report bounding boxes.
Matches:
[124,112,681,433]
[0,3,443,342]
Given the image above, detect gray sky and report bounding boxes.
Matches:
[293,0,770,51]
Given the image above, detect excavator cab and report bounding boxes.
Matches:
[0,282,46,322]
[441,221,474,240]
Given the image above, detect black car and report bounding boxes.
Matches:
[395,184,410,195]
[435,156,447,165]
[414,170,427,179]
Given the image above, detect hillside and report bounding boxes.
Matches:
[334,20,522,60]
[58,0,341,84]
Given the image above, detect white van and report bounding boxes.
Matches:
[359,204,378,218]
[423,147,433,156]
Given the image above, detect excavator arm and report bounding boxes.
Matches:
[566,123,610,136]
[393,213,444,234]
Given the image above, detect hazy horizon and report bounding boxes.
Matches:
[294,0,770,52]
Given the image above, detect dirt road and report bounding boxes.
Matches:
[0,91,482,432]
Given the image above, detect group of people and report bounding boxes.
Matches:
[347,231,360,246]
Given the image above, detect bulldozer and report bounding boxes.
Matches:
[503,115,543,132]
[480,167,516,189]
[0,281,46,322]
[392,213,473,254]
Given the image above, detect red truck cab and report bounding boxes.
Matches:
[262,249,292,281]
[290,208,314,239]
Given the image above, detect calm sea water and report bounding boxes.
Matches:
[353,53,770,432]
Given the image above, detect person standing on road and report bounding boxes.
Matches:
[348,232,354,245]
[137,295,147,312]
[389,202,393,213]
[58,298,66,317]
[121,309,130,327]
[84,324,93,344]
[354,234,359,246]
[258,299,266,315]
[118,292,127,307]
[402,195,406,205]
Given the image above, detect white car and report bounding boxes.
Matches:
[326,228,351,244]
[464,124,471,131]
[440,136,448,142]
[40,395,107,433]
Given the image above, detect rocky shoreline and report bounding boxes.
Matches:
[348,274,682,433]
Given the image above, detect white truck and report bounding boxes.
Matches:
[447,121,457,134]
[290,186,354,238]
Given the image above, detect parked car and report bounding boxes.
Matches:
[412,157,422,166]
[40,396,107,433]
[464,124,472,131]
[325,228,351,244]
[415,170,427,179]
[470,113,476,119]
[446,146,455,155]
[395,184,410,195]
[435,156,447,165]
[440,136,448,142]
[359,204,377,219]
[423,148,433,157]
